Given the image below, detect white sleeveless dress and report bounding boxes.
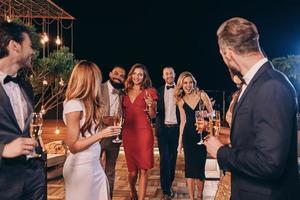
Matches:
[62,99,110,200]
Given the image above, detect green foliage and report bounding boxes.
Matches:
[272,55,300,91]
[29,47,77,112]
[13,20,77,113]
[272,55,300,81]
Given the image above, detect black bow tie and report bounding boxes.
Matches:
[166,85,175,90]
[3,75,21,85]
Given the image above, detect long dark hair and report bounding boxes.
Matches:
[124,63,152,92]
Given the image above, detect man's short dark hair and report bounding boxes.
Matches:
[0,21,30,58]
[112,65,126,74]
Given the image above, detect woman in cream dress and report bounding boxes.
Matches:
[63,60,121,200]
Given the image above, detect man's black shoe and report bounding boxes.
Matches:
[170,189,175,198]
[161,194,172,200]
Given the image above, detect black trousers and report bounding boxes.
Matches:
[157,125,179,196]
[100,137,121,198]
[21,160,45,200]
[0,158,45,200]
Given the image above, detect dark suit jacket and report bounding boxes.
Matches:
[0,79,40,197]
[217,62,300,200]
[156,85,180,136]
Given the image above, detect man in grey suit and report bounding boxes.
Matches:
[204,17,299,199]
[100,66,126,198]
[0,22,45,199]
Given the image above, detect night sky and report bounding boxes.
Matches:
[53,0,300,92]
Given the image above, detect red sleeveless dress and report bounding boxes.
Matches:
[122,88,158,172]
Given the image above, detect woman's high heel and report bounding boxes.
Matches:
[130,189,138,200]
[196,194,203,200]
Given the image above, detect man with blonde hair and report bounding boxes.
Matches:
[204,17,300,200]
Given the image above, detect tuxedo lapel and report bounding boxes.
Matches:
[161,86,166,109]
[159,86,166,117]
[0,84,22,132]
[232,62,271,128]
[19,86,33,132]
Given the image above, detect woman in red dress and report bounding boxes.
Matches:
[122,63,158,200]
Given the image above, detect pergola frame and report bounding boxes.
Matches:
[0,0,75,20]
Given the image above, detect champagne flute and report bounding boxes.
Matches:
[195,110,206,145]
[27,112,43,159]
[143,89,151,112]
[213,110,221,135]
[112,112,123,143]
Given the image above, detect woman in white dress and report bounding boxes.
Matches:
[63,60,121,200]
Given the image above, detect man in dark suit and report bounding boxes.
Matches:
[100,65,126,198]
[0,22,45,199]
[204,17,300,199]
[156,66,179,200]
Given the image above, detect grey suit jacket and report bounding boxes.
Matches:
[100,81,122,119]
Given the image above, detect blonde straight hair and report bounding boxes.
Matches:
[65,60,102,136]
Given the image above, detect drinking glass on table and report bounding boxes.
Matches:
[27,112,43,159]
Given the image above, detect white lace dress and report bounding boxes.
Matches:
[62,99,110,200]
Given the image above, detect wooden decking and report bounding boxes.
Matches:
[44,120,219,199]
[47,149,219,200]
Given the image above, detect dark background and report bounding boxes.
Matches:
[53,0,300,92]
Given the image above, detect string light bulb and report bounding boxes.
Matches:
[55,36,62,45]
[55,126,61,135]
[6,16,11,22]
[41,106,46,115]
[59,77,64,86]
[42,79,48,85]
[43,33,49,43]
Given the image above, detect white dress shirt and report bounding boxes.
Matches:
[0,71,28,131]
[164,84,177,124]
[238,58,268,101]
[107,81,119,116]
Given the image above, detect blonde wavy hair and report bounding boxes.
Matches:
[174,71,199,103]
[65,60,102,136]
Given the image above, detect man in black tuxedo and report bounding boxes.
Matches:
[0,21,45,200]
[156,66,179,200]
[204,17,300,199]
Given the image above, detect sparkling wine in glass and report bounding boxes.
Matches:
[112,113,123,143]
[212,110,221,135]
[27,112,43,159]
[143,89,151,112]
[195,110,206,145]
